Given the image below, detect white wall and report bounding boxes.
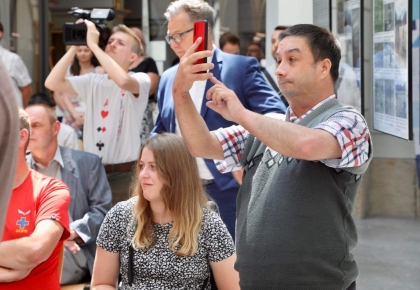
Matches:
[265,0,314,79]
[277,0,313,26]
[0,0,11,50]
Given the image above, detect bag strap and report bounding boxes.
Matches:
[261,67,279,92]
[201,274,210,290]
[128,244,134,286]
[261,67,289,107]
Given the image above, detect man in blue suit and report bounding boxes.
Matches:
[152,0,286,239]
[25,104,112,285]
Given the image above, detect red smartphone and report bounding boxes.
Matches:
[193,20,208,73]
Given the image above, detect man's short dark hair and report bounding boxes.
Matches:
[274,25,289,32]
[219,32,240,49]
[28,92,56,108]
[247,42,263,51]
[0,22,3,33]
[279,24,341,83]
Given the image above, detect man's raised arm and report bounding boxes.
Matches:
[84,20,141,95]
[172,38,223,160]
[45,46,77,94]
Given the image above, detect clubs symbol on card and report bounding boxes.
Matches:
[96,141,105,151]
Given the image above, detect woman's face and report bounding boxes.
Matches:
[76,46,93,63]
[138,147,164,203]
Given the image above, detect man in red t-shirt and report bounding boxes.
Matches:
[0,108,70,290]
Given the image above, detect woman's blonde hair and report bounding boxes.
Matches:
[131,133,208,256]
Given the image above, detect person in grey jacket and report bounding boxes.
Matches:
[25,104,112,285]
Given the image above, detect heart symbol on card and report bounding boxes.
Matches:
[102,127,106,132]
[101,110,109,118]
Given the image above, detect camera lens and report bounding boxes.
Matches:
[75,29,87,40]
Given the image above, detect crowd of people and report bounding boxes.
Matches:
[0,0,372,289]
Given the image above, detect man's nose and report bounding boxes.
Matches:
[170,40,179,49]
[275,62,286,79]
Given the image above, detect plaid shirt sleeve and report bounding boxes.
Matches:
[314,111,371,168]
[213,125,249,173]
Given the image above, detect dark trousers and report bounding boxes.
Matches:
[204,183,238,241]
[107,171,135,205]
[346,281,356,290]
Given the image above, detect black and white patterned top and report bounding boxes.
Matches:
[96,197,235,289]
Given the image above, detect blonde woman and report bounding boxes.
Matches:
[91,133,239,289]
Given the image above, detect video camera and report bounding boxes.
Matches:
[63,7,115,48]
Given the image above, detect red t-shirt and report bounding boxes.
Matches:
[0,170,70,290]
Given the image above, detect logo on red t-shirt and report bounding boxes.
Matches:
[16,216,29,233]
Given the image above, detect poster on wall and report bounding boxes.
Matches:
[313,0,331,30]
[373,0,412,140]
[331,0,364,114]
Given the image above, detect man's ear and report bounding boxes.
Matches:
[129,52,139,63]
[319,58,332,79]
[19,129,29,150]
[52,120,61,137]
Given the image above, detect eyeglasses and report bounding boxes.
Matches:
[165,28,193,45]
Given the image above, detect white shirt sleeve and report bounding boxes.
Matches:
[11,55,32,87]
[130,72,151,101]
[67,74,94,103]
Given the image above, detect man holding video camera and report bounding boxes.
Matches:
[45,19,150,205]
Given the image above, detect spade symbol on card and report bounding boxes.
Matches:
[101,110,109,118]
[97,127,107,132]
[96,141,105,151]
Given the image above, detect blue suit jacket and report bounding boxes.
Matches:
[153,48,286,191]
[27,146,112,274]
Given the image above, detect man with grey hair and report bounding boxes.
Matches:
[152,0,286,240]
[25,104,112,286]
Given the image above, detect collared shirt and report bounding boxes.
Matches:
[175,45,216,180]
[27,146,64,181]
[0,44,32,107]
[213,95,371,173]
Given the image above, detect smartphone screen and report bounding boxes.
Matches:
[193,20,208,73]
